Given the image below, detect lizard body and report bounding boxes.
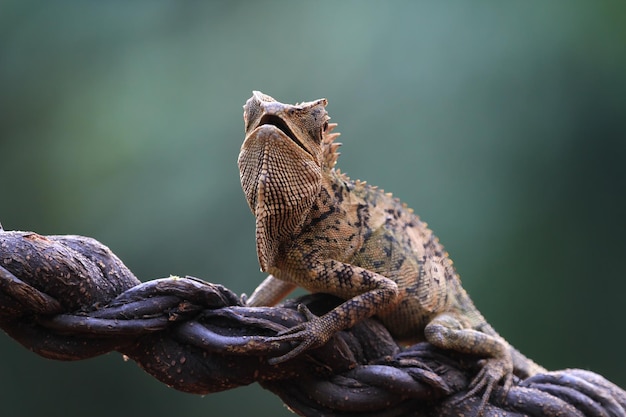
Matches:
[238,91,545,409]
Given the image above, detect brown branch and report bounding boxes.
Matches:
[1,229,624,417]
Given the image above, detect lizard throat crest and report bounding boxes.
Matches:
[238,124,322,271]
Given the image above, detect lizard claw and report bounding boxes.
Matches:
[454,358,513,416]
[266,304,330,365]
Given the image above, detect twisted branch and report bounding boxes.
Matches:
[1,229,624,417]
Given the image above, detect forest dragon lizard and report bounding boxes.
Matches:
[238,91,546,410]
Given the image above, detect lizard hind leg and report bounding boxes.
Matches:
[424,312,514,414]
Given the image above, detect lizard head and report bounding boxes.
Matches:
[238,91,334,271]
[242,91,330,161]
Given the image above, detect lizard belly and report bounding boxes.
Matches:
[350,215,455,340]
[377,296,429,341]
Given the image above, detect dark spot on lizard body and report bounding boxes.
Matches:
[371,260,385,269]
[308,210,332,227]
[392,256,406,271]
[354,203,369,229]
[331,181,345,204]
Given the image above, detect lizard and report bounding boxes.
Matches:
[238,91,546,411]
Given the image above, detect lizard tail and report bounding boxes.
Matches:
[509,345,547,378]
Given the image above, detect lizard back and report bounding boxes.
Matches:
[291,167,484,340]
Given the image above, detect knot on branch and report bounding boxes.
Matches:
[1,230,625,417]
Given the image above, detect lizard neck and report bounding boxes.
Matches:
[243,152,323,272]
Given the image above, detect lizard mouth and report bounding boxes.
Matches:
[258,115,311,156]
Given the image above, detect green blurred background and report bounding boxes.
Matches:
[1,1,625,416]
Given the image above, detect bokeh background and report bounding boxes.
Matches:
[1,2,625,416]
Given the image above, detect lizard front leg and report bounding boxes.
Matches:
[266,259,399,364]
[246,274,297,307]
[424,312,514,412]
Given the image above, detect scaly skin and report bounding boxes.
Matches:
[238,91,545,411]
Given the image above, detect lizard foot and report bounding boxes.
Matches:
[454,358,513,416]
[266,304,332,365]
